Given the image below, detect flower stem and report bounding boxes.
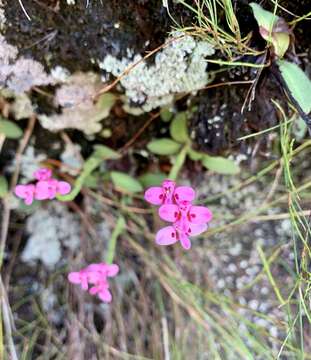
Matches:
[168,144,189,181]
[105,216,126,264]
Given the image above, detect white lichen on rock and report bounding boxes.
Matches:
[60,142,83,176]
[10,93,34,120]
[7,58,51,93]
[99,32,215,112]
[22,203,81,268]
[0,35,53,93]
[0,1,6,31]
[11,146,47,183]
[38,73,116,134]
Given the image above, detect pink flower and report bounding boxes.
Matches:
[35,179,71,200]
[14,184,36,205]
[89,281,112,303]
[68,263,119,303]
[144,179,195,205]
[158,200,212,224]
[35,179,59,200]
[33,168,52,181]
[68,269,89,290]
[14,167,71,204]
[144,180,212,250]
[156,222,207,250]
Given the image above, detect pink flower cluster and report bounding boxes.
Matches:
[144,179,212,250]
[14,168,71,205]
[68,263,119,303]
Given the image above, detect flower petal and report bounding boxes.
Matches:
[144,187,164,205]
[174,186,195,203]
[89,286,100,295]
[158,204,179,222]
[98,289,112,303]
[33,168,52,181]
[14,184,34,198]
[180,232,191,250]
[24,194,34,205]
[188,223,208,236]
[57,181,71,195]
[81,277,89,290]
[106,264,119,277]
[68,272,82,284]
[156,226,178,246]
[35,181,52,200]
[188,206,212,224]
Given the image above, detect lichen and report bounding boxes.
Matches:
[22,203,81,268]
[10,146,47,183]
[99,32,215,112]
[0,1,6,32]
[0,35,53,93]
[38,73,115,135]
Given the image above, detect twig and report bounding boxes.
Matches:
[120,112,160,153]
[0,278,18,360]
[0,134,5,153]
[0,115,36,269]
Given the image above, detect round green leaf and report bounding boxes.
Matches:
[139,172,166,187]
[0,176,8,198]
[111,171,143,193]
[160,107,174,122]
[187,148,204,161]
[97,93,116,111]
[202,155,240,175]
[0,119,23,139]
[93,145,120,160]
[147,138,181,155]
[170,112,189,143]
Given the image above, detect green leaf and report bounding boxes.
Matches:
[169,145,189,181]
[83,174,99,189]
[0,119,23,139]
[273,32,290,58]
[292,116,307,141]
[93,145,120,160]
[160,107,174,122]
[147,138,181,155]
[250,3,289,58]
[58,145,119,201]
[202,155,240,175]
[111,171,143,193]
[277,60,311,114]
[0,176,8,198]
[170,112,190,143]
[250,3,278,35]
[187,148,204,161]
[139,172,167,187]
[96,92,116,112]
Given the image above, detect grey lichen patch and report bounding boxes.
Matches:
[38,73,115,135]
[99,32,215,112]
[7,58,51,93]
[10,146,47,183]
[22,203,81,268]
[0,35,53,93]
[0,0,6,32]
[10,93,34,120]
